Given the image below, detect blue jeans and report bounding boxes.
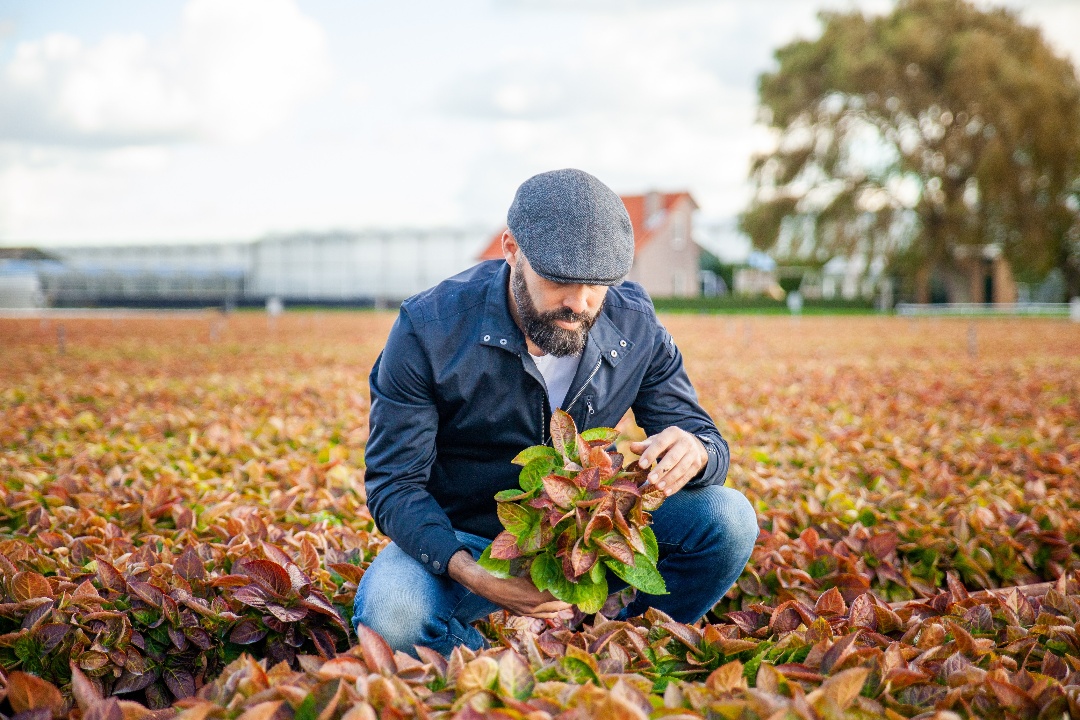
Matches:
[351,484,758,656]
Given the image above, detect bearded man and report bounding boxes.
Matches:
[352,169,758,656]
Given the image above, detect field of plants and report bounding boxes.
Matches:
[1,312,1078,720]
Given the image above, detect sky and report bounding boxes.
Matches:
[0,0,1078,250]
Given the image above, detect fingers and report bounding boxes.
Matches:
[651,449,698,496]
[636,429,708,495]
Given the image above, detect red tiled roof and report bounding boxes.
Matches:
[478,191,697,261]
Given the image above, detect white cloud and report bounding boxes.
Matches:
[0,0,331,146]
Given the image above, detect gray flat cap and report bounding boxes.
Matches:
[507,168,634,285]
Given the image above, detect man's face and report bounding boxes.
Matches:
[511,255,607,357]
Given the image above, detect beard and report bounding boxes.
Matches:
[511,259,603,357]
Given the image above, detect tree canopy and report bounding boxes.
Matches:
[741,0,1080,299]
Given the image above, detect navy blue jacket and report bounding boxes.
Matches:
[363,260,730,576]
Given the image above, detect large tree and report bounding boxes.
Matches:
[741,0,1080,300]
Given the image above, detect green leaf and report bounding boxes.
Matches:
[570,572,609,614]
[512,445,560,466]
[641,526,659,564]
[519,457,559,492]
[581,427,619,444]
[530,552,577,604]
[495,488,534,502]
[604,554,668,595]
[529,552,564,594]
[478,546,512,578]
[497,503,538,536]
[294,693,318,720]
[589,559,606,585]
[497,650,535,701]
[517,519,551,555]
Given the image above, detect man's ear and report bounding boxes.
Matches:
[501,230,519,265]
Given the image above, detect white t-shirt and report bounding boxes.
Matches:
[530,351,581,410]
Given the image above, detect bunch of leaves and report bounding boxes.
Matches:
[0,538,350,710]
[12,573,1080,720]
[478,410,668,614]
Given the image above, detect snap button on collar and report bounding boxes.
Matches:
[619,340,627,347]
[483,335,490,342]
[610,350,618,358]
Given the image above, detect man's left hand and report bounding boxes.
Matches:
[628,427,708,497]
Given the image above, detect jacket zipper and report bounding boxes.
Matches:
[564,357,603,417]
[542,356,602,444]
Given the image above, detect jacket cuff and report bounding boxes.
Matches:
[417,534,471,576]
[693,433,728,487]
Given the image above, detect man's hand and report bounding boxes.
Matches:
[448,550,572,618]
[629,427,708,497]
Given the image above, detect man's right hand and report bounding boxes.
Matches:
[448,550,572,619]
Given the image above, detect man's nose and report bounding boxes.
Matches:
[562,285,592,315]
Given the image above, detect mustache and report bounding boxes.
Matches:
[540,308,593,323]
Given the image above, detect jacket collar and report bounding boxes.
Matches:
[478,261,634,368]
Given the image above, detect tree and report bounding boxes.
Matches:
[741,0,1080,300]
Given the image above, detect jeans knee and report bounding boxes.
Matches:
[698,485,759,560]
[353,578,439,655]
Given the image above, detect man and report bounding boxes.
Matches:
[353,169,758,656]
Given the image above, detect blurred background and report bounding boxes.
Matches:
[0,0,1078,314]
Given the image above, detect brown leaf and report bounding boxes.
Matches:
[69,663,104,711]
[809,666,869,710]
[848,593,878,630]
[704,660,747,695]
[6,671,65,716]
[12,572,52,602]
[234,701,283,720]
[815,587,847,617]
[84,698,123,720]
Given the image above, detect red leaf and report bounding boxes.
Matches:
[355,623,398,675]
[588,446,613,470]
[490,531,523,560]
[173,546,205,581]
[229,619,267,645]
[94,559,127,593]
[543,475,579,509]
[266,603,307,622]
[575,467,601,491]
[237,559,292,597]
[162,667,195,700]
[128,581,164,609]
[550,410,578,459]
[569,539,598,579]
[232,584,271,609]
[595,532,634,565]
[584,513,613,545]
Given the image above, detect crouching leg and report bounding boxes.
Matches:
[624,484,759,623]
[351,535,498,657]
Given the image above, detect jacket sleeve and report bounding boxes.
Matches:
[363,308,468,575]
[630,316,730,490]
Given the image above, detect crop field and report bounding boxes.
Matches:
[1,312,1079,719]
